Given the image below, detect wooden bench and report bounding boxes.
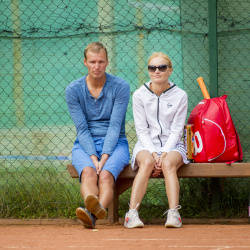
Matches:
[67,162,250,224]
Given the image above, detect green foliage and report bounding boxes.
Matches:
[0,163,82,219]
[0,162,249,220]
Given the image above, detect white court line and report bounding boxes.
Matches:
[3,246,250,249]
[49,246,250,249]
[101,238,249,241]
[156,247,250,249]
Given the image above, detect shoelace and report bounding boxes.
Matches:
[127,203,140,220]
[163,205,181,216]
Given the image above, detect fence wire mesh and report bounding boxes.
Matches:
[0,0,249,220]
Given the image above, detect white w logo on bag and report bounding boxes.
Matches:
[194,131,203,156]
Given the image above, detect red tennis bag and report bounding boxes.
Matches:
[187,95,243,163]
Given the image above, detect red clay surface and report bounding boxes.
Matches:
[0,223,249,249]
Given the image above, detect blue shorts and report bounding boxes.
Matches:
[72,137,130,182]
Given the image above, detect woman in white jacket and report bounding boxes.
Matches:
[124,52,189,229]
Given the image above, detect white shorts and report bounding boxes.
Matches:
[131,140,189,170]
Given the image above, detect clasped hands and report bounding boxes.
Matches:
[151,152,167,177]
[90,154,109,175]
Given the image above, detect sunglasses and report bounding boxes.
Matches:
[148,64,168,72]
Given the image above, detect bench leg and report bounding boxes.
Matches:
[107,178,134,224]
[248,192,250,223]
[211,178,221,214]
[108,185,119,224]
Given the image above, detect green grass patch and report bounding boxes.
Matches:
[0,161,249,220]
[0,161,82,219]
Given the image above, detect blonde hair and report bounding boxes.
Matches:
[148,52,173,68]
[84,42,108,60]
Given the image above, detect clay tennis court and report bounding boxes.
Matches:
[1,220,249,249]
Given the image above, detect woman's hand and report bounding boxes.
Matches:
[152,152,162,177]
[159,152,168,167]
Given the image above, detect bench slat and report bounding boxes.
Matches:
[67,162,250,178]
[178,162,250,178]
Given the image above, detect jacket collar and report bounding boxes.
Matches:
[143,81,176,95]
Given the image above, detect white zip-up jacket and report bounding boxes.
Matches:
[133,81,188,154]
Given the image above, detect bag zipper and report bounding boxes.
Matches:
[203,118,226,161]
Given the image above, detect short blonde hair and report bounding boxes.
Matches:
[84,42,108,60]
[148,52,173,68]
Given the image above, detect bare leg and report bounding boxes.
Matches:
[80,167,98,199]
[130,151,155,209]
[161,151,184,208]
[98,170,115,209]
[77,167,100,228]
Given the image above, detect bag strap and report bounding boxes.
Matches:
[235,129,243,161]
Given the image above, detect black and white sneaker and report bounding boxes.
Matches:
[84,194,107,219]
[76,207,96,229]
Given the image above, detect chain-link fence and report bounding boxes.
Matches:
[0,0,249,220]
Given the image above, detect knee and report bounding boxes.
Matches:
[139,157,155,173]
[99,171,114,187]
[81,167,97,180]
[162,159,176,174]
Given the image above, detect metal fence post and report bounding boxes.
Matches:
[208,0,221,215]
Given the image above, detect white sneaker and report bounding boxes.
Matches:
[124,203,144,229]
[164,205,182,228]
